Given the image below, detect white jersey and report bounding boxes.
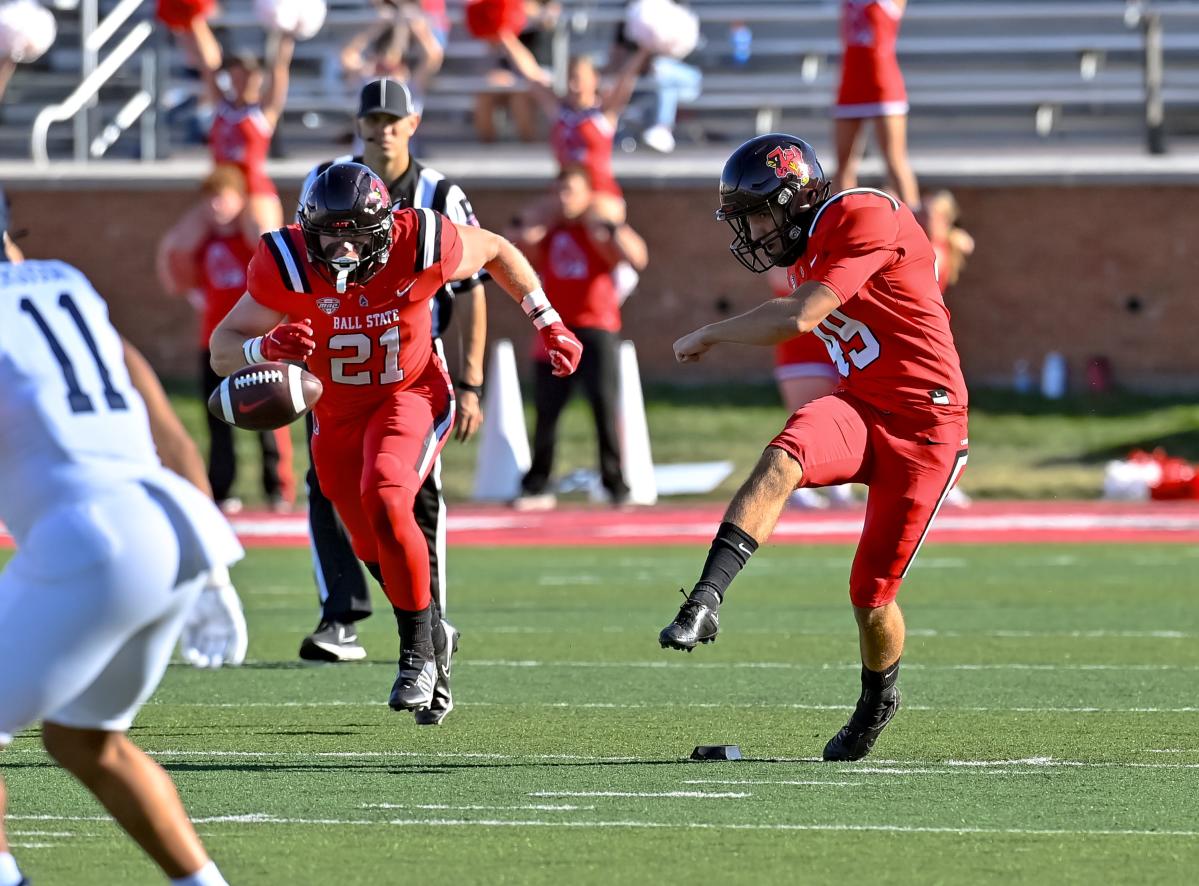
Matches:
[0,261,177,542]
[0,260,244,743]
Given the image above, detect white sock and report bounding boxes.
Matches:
[171,860,229,886]
[0,852,23,886]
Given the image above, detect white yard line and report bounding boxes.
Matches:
[463,660,1199,672]
[190,815,1199,838]
[138,699,1199,714]
[362,803,596,812]
[528,791,751,799]
[7,830,75,837]
[8,750,1199,771]
[682,780,863,786]
[476,627,1191,639]
[12,812,1199,838]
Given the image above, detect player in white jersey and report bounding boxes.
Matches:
[0,254,244,886]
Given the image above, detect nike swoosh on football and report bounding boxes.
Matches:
[237,396,273,413]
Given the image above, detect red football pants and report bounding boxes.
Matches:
[769,392,968,608]
[311,363,455,611]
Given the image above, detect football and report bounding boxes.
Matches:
[207,361,322,431]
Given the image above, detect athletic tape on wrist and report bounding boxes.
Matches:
[243,336,265,365]
[521,289,562,330]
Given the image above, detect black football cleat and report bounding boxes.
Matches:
[389,653,437,712]
[659,590,719,651]
[823,688,902,762]
[299,620,367,663]
[415,620,459,726]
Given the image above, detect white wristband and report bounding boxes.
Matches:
[243,336,265,365]
[521,288,561,330]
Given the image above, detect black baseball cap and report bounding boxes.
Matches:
[358,79,416,119]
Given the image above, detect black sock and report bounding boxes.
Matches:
[394,605,434,660]
[689,522,759,608]
[861,660,901,698]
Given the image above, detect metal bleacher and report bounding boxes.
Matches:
[8,0,1199,164]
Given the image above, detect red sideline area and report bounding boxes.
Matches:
[6,501,1198,549]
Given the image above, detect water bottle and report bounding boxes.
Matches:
[730,22,752,66]
[1013,359,1032,394]
[1041,351,1067,400]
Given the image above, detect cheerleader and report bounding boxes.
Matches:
[833,0,919,208]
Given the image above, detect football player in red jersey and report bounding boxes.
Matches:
[210,162,583,714]
[659,135,969,761]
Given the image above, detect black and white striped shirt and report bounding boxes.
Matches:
[298,155,481,338]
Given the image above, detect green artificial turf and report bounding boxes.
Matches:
[166,382,1199,507]
[4,542,1198,884]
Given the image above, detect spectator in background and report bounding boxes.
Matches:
[609,1,703,154]
[156,165,296,515]
[181,17,296,234]
[342,0,444,108]
[497,27,650,221]
[475,1,560,144]
[833,0,919,208]
[508,166,649,510]
[923,189,975,294]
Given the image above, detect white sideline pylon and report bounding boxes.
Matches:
[616,340,657,505]
[472,339,530,501]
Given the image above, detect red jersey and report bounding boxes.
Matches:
[209,101,276,196]
[785,188,967,422]
[195,228,254,345]
[245,207,463,421]
[536,220,620,333]
[551,106,621,198]
[836,0,907,117]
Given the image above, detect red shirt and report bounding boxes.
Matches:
[536,220,620,333]
[836,0,907,110]
[785,188,967,422]
[196,229,254,345]
[246,207,463,421]
[551,107,621,198]
[209,102,276,196]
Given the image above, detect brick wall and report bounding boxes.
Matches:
[9,184,1199,392]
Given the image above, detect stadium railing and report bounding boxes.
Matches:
[14,0,1199,161]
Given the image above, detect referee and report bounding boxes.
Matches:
[296,79,486,728]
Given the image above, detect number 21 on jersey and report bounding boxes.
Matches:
[329,326,404,385]
[811,308,881,377]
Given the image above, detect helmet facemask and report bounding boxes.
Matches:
[722,183,827,274]
[301,213,394,294]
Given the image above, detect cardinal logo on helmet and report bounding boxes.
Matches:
[766,145,810,185]
[362,188,386,215]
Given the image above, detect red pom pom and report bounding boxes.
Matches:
[156,0,215,32]
[465,0,527,41]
